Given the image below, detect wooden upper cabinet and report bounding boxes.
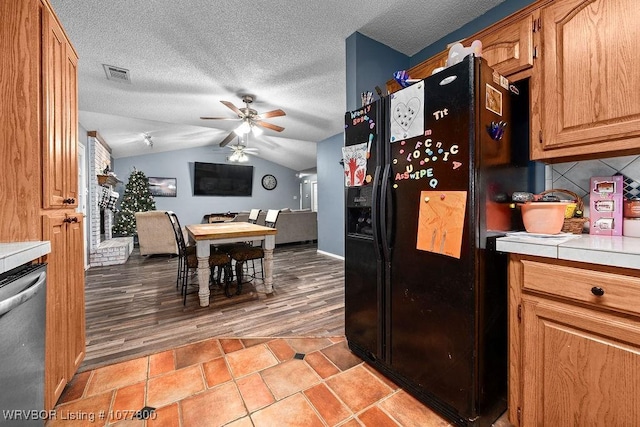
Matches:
[478,15,534,77]
[41,3,78,209]
[532,0,640,160]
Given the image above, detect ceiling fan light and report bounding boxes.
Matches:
[251,125,263,136]
[234,121,251,135]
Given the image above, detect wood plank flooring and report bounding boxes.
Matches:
[82,242,345,372]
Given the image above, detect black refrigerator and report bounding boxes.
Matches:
[344,55,528,427]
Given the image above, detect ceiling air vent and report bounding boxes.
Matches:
[103,64,131,83]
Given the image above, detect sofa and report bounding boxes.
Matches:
[135,210,179,256]
[231,209,317,245]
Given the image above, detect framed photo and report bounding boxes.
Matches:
[148,177,177,197]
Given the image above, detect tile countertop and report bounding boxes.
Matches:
[0,241,51,274]
[496,234,640,271]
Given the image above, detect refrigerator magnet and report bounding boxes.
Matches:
[485,84,502,116]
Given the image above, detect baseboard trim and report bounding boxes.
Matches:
[316,249,344,261]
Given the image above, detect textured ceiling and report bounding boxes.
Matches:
[50,0,505,171]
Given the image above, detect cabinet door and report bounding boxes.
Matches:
[533,0,640,159]
[66,214,85,378]
[42,5,78,209]
[521,297,640,426]
[42,212,85,410]
[42,214,69,411]
[64,46,78,206]
[480,16,534,77]
[42,9,66,208]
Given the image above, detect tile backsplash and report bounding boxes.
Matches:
[546,155,640,218]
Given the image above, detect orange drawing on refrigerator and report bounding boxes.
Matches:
[416,191,467,259]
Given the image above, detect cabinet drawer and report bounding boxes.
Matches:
[521,260,640,317]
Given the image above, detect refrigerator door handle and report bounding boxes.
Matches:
[380,163,392,262]
[371,165,383,261]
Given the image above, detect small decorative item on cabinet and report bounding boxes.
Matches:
[537,189,588,234]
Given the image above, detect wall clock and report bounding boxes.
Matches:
[261,174,277,190]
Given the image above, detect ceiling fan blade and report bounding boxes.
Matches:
[220,100,243,117]
[200,116,242,120]
[258,109,286,119]
[219,132,236,147]
[255,121,284,132]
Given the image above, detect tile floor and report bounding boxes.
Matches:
[48,337,459,427]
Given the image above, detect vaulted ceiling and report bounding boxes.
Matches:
[50,0,505,171]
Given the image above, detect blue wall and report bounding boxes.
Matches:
[113,146,301,226]
[345,32,409,112]
[315,32,408,257]
[316,133,346,257]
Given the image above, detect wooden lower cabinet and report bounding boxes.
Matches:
[509,255,640,426]
[42,212,85,411]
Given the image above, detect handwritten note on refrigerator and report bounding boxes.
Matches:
[416,191,467,259]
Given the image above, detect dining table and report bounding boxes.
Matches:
[185,222,277,307]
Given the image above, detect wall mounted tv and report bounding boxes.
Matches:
[193,162,254,196]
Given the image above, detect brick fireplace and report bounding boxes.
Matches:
[88,132,133,266]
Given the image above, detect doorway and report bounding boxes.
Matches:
[311,181,318,212]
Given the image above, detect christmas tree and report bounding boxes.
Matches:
[112,168,156,236]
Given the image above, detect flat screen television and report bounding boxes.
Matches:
[193,162,254,196]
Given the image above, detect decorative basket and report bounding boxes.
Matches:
[538,189,588,234]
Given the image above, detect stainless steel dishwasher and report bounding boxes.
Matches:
[0,263,47,425]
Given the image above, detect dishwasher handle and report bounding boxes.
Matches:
[0,271,46,317]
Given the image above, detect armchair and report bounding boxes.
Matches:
[134,210,178,256]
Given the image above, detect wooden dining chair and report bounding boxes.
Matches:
[228,209,280,293]
[165,211,232,304]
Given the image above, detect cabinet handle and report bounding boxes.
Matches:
[63,198,76,204]
[63,217,78,224]
[591,286,605,296]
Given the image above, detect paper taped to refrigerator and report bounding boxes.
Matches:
[416,191,467,259]
[342,143,368,187]
[390,82,424,143]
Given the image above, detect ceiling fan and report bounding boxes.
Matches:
[122,132,155,147]
[220,136,258,163]
[200,94,286,147]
